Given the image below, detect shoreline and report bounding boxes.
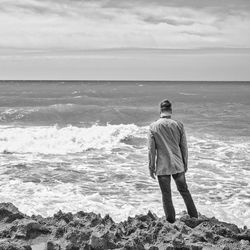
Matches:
[0,203,250,250]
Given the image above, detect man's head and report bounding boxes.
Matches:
[160,99,172,114]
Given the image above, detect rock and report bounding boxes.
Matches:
[147,211,158,221]
[101,214,115,226]
[0,240,31,250]
[180,215,209,229]
[123,238,145,250]
[0,203,25,223]
[80,244,92,250]
[219,221,240,234]
[65,242,79,250]
[54,226,66,238]
[235,229,250,241]
[89,232,117,249]
[54,211,73,224]
[46,240,61,250]
[154,242,174,250]
[65,228,91,245]
[173,221,192,235]
[148,246,159,250]
[172,232,185,247]
[75,212,102,228]
[89,234,108,249]
[134,212,156,223]
[189,232,208,243]
[14,219,50,239]
[211,224,235,238]
[0,223,17,239]
[0,203,249,250]
[187,244,203,250]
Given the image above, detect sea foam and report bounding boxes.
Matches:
[0,124,146,155]
[0,124,249,228]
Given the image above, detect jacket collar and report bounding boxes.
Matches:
[160,112,171,119]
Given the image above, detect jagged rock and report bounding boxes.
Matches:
[172,232,185,247]
[219,221,240,234]
[89,233,117,249]
[0,223,17,239]
[148,246,159,250]
[80,244,92,250]
[187,244,203,250]
[235,229,250,241]
[65,242,79,250]
[54,226,66,238]
[155,222,178,245]
[154,242,174,250]
[14,219,50,239]
[211,224,235,238]
[189,232,208,243]
[101,214,115,226]
[123,237,145,250]
[54,211,73,224]
[0,203,25,223]
[46,240,61,250]
[180,215,209,229]
[173,220,192,235]
[0,203,248,250]
[134,212,157,224]
[0,240,31,250]
[65,228,91,244]
[75,212,102,228]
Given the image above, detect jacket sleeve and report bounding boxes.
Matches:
[179,123,188,171]
[148,127,156,171]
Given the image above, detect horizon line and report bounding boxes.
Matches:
[1,80,249,83]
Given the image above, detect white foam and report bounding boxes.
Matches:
[0,124,250,228]
[0,179,162,221]
[0,124,146,155]
[1,177,249,228]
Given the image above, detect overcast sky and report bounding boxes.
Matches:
[0,0,250,80]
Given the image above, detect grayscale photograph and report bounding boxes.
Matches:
[0,0,250,249]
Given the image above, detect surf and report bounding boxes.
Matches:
[0,124,147,155]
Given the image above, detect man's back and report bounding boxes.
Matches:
[148,117,188,175]
[147,99,198,223]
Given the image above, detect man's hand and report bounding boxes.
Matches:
[149,168,156,179]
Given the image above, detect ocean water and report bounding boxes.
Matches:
[0,81,249,227]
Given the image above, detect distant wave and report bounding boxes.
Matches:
[0,104,154,125]
[179,92,198,96]
[0,124,147,155]
[0,104,91,123]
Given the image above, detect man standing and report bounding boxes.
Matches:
[148,99,198,223]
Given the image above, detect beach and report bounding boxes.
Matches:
[0,81,250,232]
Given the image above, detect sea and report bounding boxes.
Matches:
[0,81,249,228]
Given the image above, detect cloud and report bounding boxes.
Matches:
[143,16,195,26]
[0,0,249,51]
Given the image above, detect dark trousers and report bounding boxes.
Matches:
[158,172,198,223]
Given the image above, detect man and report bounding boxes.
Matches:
[148,99,198,223]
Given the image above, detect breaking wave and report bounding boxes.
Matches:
[0,123,250,227]
[0,124,147,155]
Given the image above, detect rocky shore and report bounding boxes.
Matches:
[0,203,250,250]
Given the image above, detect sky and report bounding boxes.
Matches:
[0,0,250,80]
